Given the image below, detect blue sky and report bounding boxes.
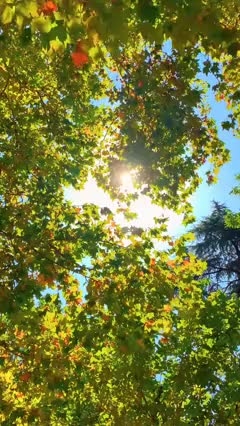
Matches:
[162,40,239,219]
[66,44,240,236]
[63,47,240,304]
[191,84,240,220]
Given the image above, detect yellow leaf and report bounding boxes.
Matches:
[16,14,24,30]
[2,6,15,24]
[32,17,52,33]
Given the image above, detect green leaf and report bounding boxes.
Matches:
[48,24,67,43]
[16,1,38,18]
[32,17,52,34]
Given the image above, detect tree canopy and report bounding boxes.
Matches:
[0,1,240,424]
[192,202,240,294]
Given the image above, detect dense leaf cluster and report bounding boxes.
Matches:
[0,1,240,424]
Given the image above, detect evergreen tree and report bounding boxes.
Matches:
[192,202,240,294]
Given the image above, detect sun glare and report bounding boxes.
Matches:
[65,174,183,235]
[120,171,136,193]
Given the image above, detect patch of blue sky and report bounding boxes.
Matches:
[64,40,239,287]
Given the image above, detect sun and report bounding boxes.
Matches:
[65,173,183,234]
[119,171,136,193]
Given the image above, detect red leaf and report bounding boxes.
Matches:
[102,314,110,321]
[20,372,31,382]
[71,52,89,68]
[42,1,58,15]
[207,174,214,184]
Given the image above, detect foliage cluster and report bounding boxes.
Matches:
[0,1,240,424]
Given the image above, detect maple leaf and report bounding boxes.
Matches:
[167,260,175,268]
[56,392,64,399]
[144,320,155,329]
[160,337,169,344]
[163,304,172,313]
[207,174,214,184]
[41,1,58,15]
[102,314,110,321]
[20,372,31,382]
[16,393,24,399]
[15,330,25,340]
[71,52,89,68]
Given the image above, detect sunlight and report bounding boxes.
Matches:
[120,171,136,193]
[65,175,183,235]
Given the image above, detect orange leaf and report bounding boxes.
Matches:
[15,330,25,340]
[167,260,175,268]
[71,52,89,68]
[144,320,155,329]
[16,392,24,399]
[37,274,47,286]
[160,337,169,344]
[56,392,64,399]
[163,304,172,313]
[83,127,91,135]
[41,1,57,15]
[53,339,60,349]
[64,337,69,346]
